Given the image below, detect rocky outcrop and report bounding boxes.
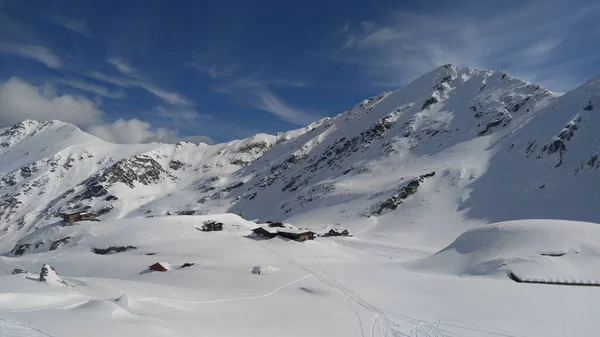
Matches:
[370,172,436,216]
[93,246,137,255]
[39,264,67,285]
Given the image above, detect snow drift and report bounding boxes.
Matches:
[407,219,600,280]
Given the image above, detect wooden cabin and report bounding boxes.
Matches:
[277,229,316,242]
[59,210,94,224]
[252,227,278,239]
[326,229,340,236]
[201,220,224,231]
[149,262,170,272]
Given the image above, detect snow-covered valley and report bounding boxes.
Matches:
[1,64,599,336]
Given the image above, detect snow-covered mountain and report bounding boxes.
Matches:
[1,64,599,251]
[2,65,600,337]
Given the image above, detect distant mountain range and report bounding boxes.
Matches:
[1,64,598,251]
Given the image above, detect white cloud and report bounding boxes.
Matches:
[87,59,192,106]
[86,118,180,144]
[137,83,191,106]
[0,77,210,144]
[0,77,102,125]
[213,78,316,125]
[154,106,203,123]
[50,16,93,38]
[54,78,125,99]
[86,118,213,144]
[107,57,136,76]
[87,72,133,88]
[189,63,241,80]
[182,134,213,145]
[0,44,61,69]
[332,0,600,91]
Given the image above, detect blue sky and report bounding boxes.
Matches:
[0,0,599,144]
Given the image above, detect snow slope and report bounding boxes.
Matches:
[407,219,600,280]
[1,64,599,336]
[1,215,599,337]
[5,64,596,249]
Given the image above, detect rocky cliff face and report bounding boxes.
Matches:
[1,65,598,251]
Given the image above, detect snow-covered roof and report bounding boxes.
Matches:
[253,227,278,234]
[276,228,314,235]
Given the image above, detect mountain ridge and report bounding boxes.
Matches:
[0,64,598,253]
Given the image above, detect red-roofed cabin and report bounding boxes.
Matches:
[149,262,169,272]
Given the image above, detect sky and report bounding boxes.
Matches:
[0,0,599,144]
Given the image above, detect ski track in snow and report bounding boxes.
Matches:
[0,317,55,337]
[254,240,526,337]
[135,274,312,305]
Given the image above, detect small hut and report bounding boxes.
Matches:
[149,262,170,272]
[277,229,316,242]
[59,210,95,224]
[251,227,278,239]
[201,220,224,231]
[326,229,341,237]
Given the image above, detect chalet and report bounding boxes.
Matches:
[323,229,351,237]
[201,220,224,232]
[267,222,286,228]
[277,228,316,242]
[149,262,170,272]
[59,210,95,224]
[326,229,341,237]
[252,227,278,239]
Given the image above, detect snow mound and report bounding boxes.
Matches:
[406,219,600,280]
[39,264,67,287]
[113,294,143,313]
[71,299,135,319]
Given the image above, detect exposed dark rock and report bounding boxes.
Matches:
[478,120,504,136]
[169,160,185,170]
[179,263,194,269]
[105,195,118,201]
[49,237,72,251]
[421,97,439,110]
[93,246,137,255]
[371,172,436,216]
[238,141,270,154]
[176,210,197,215]
[223,181,244,192]
[95,204,114,216]
[541,252,566,257]
[575,154,600,174]
[583,101,594,111]
[12,268,27,274]
[11,243,31,256]
[230,159,250,166]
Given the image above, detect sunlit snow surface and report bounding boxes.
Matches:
[1,215,599,337]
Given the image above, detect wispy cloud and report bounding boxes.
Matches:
[137,83,190,106]
[54,78,125,99]
[107,57,137,76]
[213,78,317,125]
[188,62,242,80]
[87,58,192,106]
[0,44,61,69]
[331,0,600,91]
[49,16,93,38]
